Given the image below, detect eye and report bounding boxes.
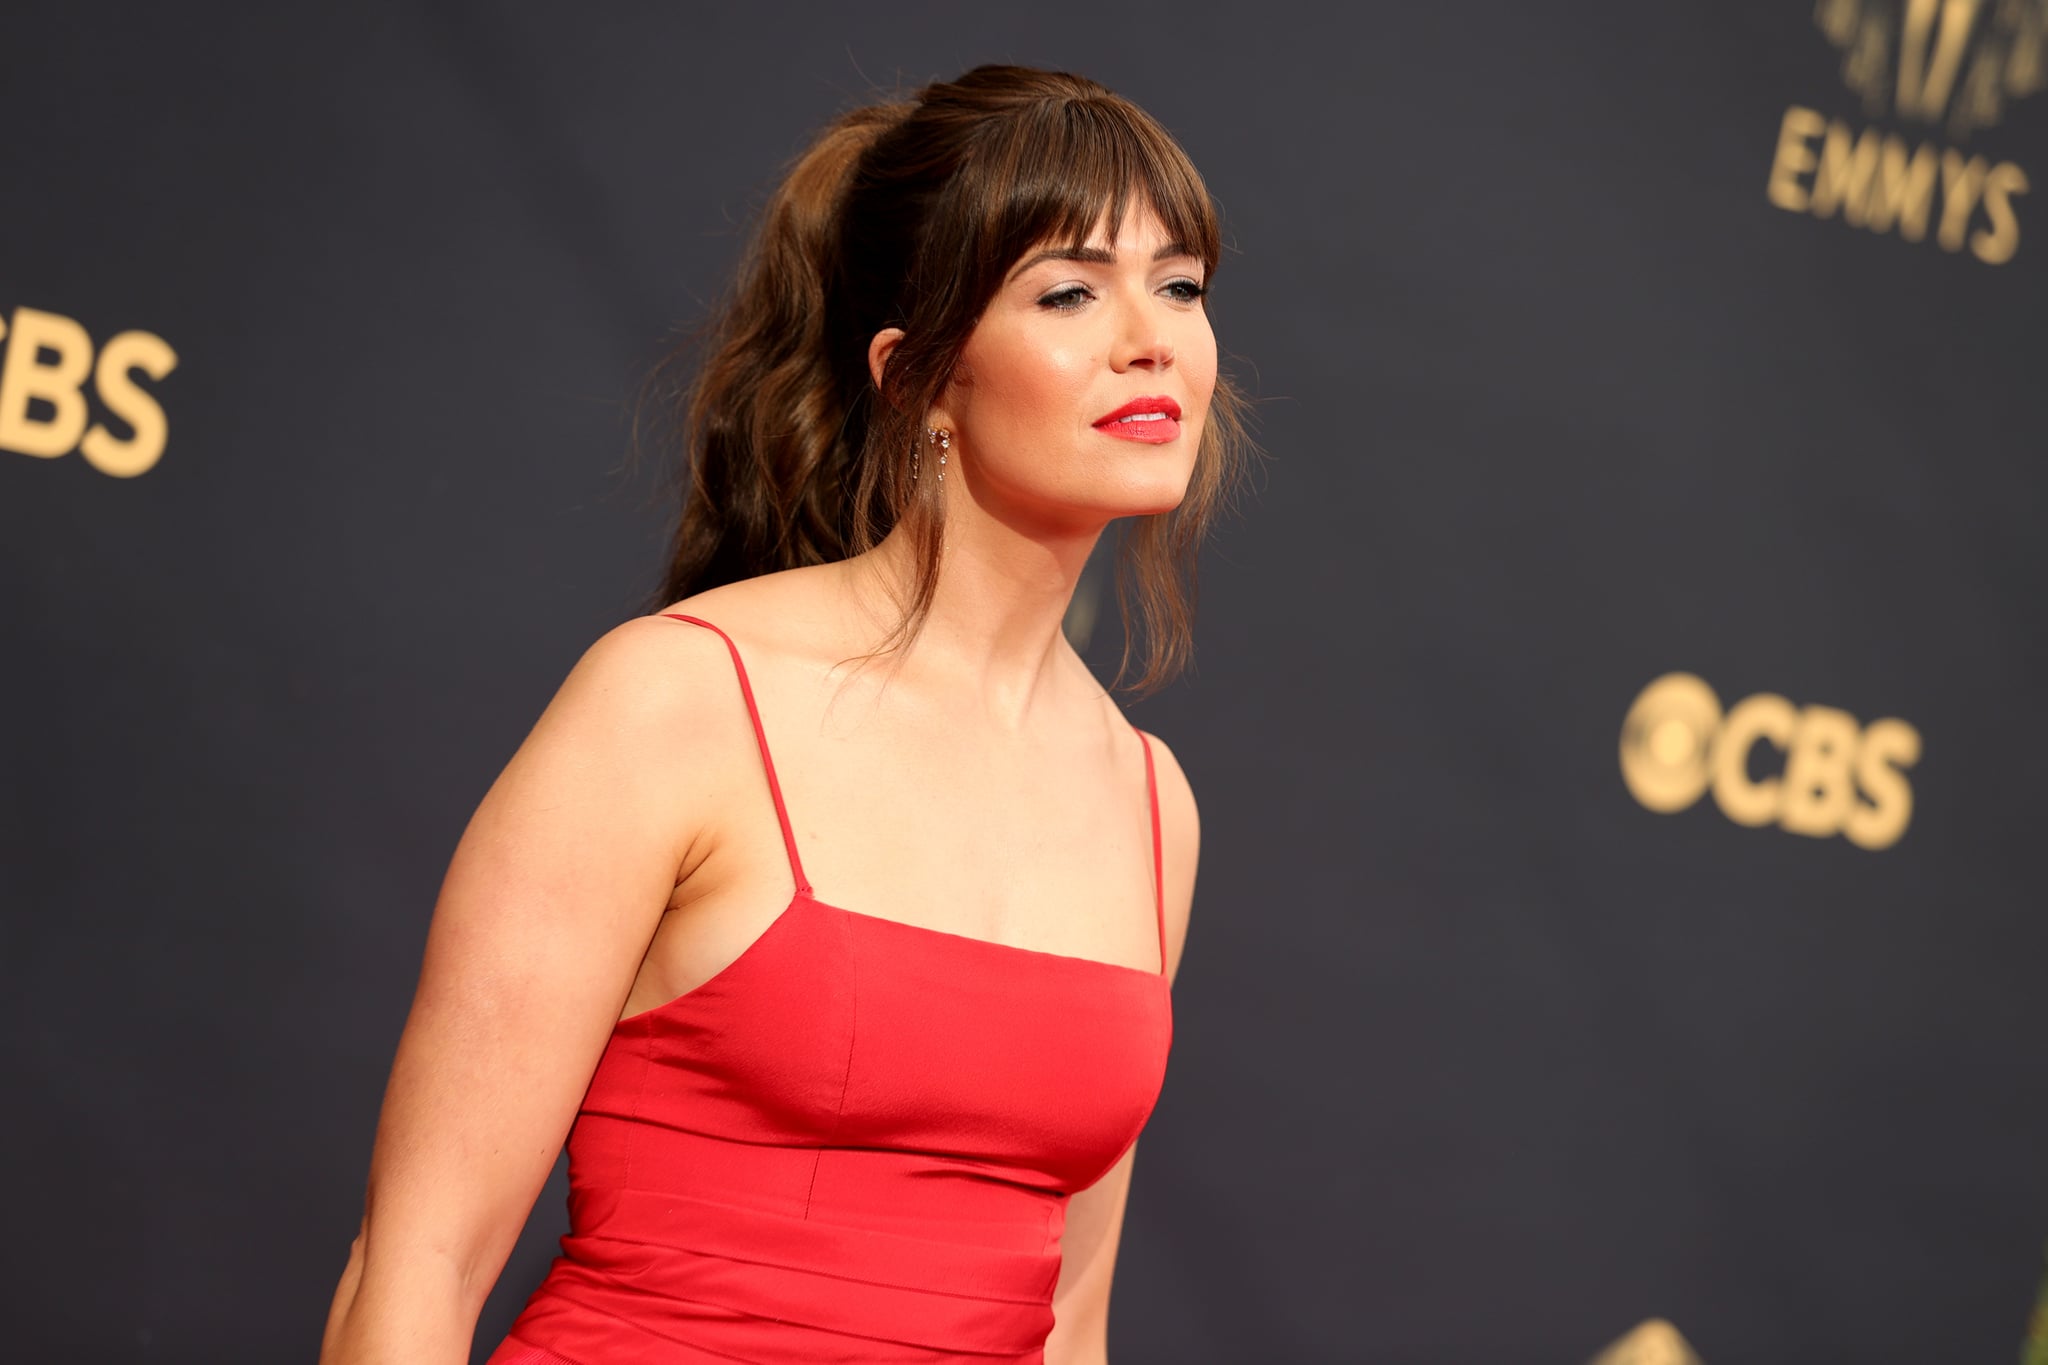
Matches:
[1036,284,1093,311]
[1163,278,1208,304]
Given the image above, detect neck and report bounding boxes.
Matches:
[846,502,1104,728]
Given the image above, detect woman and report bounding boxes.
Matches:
[321,63,1251,1364]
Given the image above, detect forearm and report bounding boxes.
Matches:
[319,1232,481,1365]
[1044,1329,1110,1365]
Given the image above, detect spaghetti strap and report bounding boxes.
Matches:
[659,613,811,897]
[1135,729,1166,975]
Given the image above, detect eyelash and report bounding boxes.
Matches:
[1037,279,1208,311]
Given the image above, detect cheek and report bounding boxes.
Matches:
[1184,318,1220,398]
[1180,326,1221,439]
[964,333,1095,435]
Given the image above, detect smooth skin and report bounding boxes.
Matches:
[320,201,1212,1365]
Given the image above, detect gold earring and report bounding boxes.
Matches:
[927,427,950,483]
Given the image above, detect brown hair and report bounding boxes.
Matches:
[642,64,1254,695]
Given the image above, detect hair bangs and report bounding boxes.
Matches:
[963,94,1223,292]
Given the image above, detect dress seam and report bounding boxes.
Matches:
[547,1273,1035,1358]
[564,1231,1052,1303]
[803,904,859,1218]
[523,1286,774,1364]
[494,1334,590,1365]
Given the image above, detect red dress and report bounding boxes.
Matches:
[484,613,1174,1364]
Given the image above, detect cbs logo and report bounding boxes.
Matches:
[1619,672,1921,851]
[0,306,177,477]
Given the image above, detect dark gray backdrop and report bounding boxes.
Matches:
[4,3,2044,1362]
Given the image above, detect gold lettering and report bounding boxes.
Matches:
[1710,694,1796,827]
[1767,106,1827,212]
[0,307,94,458]
[1845,718,1922,851]
[1866,136,1942,239]
[1970,160,2028,263]
[1938,149,1991,250]
[1779,705,1862,837]
[1812,121,1884,224]
[80,329,178,477]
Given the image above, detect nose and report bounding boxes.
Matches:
[1110,302,1174,373]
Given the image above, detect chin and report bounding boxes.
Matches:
[1109,477,1193,519]
[1008,468,1193,528]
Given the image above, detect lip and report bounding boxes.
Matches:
[1093,395,1183,426]
[1092,395,1183,444]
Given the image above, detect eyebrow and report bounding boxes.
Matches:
[1007,242,1200,282]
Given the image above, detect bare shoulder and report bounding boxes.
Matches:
[550,608,764,743]
[654,563,850,661]
[1132,726,1201,981]
[577,564,845,719]
[1133,727,1200,865]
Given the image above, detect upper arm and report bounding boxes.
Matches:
[352,615,736,1308]
[1045,728,1200,1360]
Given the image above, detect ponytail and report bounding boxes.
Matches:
[646,101,911,604]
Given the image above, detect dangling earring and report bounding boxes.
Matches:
[927,426,950,483]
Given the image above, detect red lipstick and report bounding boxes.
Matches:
[1092,395,1182,444]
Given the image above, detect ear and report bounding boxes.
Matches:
[867,327,906,393]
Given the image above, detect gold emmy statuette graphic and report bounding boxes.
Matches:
[1766,0,2046,263]
[1587,1318,1704,1365]
[1619,672,1921,850]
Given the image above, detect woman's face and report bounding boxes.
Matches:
[934,199,1216,534]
